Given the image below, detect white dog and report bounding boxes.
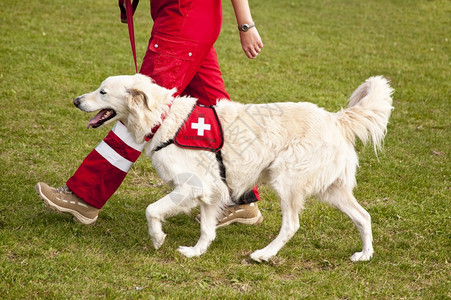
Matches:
[74,74,393,262]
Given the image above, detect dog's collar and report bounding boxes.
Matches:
[145,103,172,142]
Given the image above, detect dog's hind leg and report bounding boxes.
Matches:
[250,189,303,262]
[146,192,197,250]
[178,203,218,258]
[320,183,374,261]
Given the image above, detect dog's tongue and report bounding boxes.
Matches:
[87,109,108,129]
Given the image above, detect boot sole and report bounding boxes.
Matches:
[196,211,264,228]
[35,183,97,225]
[216,211,263,228]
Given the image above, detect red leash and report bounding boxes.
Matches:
[119,0,139,73]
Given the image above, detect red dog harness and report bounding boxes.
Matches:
[174,105,223,152]
[154,104,227,185]
[154,105,224,152]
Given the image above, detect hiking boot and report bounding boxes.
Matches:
[196,202,263,228]
[35,182,99,225]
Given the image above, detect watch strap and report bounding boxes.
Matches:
[238,23,255,32]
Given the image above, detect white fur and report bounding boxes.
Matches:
[75,74,394,262]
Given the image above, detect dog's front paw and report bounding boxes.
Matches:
[151,232,167,250]
[250,249,275,262]
[350,251,373,262]
[178,246,204,258]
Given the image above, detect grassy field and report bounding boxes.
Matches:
[0,0,449,298]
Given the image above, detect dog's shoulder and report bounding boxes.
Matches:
[214,99,244,122]
[151,97,197,144]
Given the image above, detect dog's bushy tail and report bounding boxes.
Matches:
[338,76,394,153]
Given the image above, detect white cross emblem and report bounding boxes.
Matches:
[191,117,211,136]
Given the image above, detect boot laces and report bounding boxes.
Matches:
[56,186,73,194]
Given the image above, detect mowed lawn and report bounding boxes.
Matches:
[0,0,449,299]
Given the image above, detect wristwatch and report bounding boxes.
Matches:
[238,23,255,32]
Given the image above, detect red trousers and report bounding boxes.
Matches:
[67,0,259,208]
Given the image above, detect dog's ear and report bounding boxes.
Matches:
[127,88,151,111]
[125,88,152,143]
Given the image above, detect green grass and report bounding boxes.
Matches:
[1,0,449,298]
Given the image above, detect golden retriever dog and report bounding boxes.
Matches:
[73,74,393,262]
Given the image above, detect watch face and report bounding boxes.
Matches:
[241,24,250,32]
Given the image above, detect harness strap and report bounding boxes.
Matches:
[215,151,256,203]
[215,151,227,184]
[154,139,174,152]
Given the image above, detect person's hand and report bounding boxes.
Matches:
[239,27,263,59]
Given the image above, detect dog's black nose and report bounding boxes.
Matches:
[73,97,81,107]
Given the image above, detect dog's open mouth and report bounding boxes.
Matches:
[87,109,117,129]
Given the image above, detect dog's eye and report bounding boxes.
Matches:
[100,89,107,95]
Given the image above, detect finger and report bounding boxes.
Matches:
[252,45,262,56]
[248,48,258,59]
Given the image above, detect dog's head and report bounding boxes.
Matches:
[74,74,175,142]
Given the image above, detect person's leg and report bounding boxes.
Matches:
[181,47,230,106]
[35,121,145,224]
[66,121,145,208]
